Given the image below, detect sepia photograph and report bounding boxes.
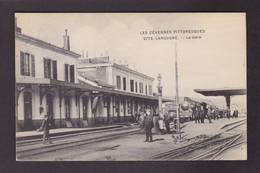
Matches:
[15,13,247,161]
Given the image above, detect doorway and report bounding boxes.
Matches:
[46,94,54,127]
[106,96,110,123]
[23,92,33,130]
[115,97,120,122]
[82,96,88,120]
[64,96,71,120]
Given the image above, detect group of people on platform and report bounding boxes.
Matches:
[137,108,175,142]
[137,104,240,142]
[191,103,240,124]
[37,104,240,144]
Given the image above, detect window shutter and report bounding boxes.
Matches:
[31,55,35,77]
[25,53,30,76]
[70,65,75,83]
[116,76,121,89]
[65,64,69,82]
[20,51,25,75]
[44,58,48,78]
[47,59,51,78]
[52,61,57,80]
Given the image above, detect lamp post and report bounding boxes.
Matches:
[174,42,181,138]
[157,73,163,119]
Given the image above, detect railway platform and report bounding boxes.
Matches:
[16,123,137,141]
[181,116,246,139]
[16,116,247,161]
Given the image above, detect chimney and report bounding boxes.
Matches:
[63,29,70,51]
[15,17,22,33]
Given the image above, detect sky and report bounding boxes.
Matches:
[15,13,246,108]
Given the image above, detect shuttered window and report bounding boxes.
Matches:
[20,51,25,75]
[65,64,69,82]
[70,65,75,83]
[139,82,143,93]
[123,77,126,91]
[130,80,134,92]
[44,58,57,79]
[20,51,34,77]
[149,85,152,95]
[44,58,48,78]
[44,58,51,79]
[24,53,30,76]
[52,61,57,80]
[135,82,138,93]
[31,55,35,77]
[116,75,121,89]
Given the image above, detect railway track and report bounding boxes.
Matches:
[16,125,135,147]
[16,126,140,159]
[150,119,246,160]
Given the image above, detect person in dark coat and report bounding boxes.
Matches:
[191,104,196,123]
[193,104,200,123]
[199,105,204,123]
[37,114,52,144]
[164,112,171,134]
[207,106,212,123]
[201,103,207,123]
[226,109,231,119]
[235,109,239,118]
[143,108,154,142]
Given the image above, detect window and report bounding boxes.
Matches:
[20,51,35,77]
[123,77,126,91]
[52,61,57,80]
[70,65,75,83]
[130,80,134,92]
[65,64,69,82]
[139,82,143,93]
[135,82,138,93]
[145,85,148,95]
[44,58,57,80]
[116,75,121,89]
[64,64,75,83]
[149,85,152,95]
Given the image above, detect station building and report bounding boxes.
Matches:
[15,24,161,131]
[15,24,87,131]
[77,56,158,125]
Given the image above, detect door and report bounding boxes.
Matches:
[106,97,110,122]
[115,97,120,122]
[46,94,54,127]
[82,96,88,120]
[23,92,33,130]
[65,96,71,120]
[123,99,126,121]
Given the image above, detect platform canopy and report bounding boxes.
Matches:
[194,88,246,110]
[194,88,246,96]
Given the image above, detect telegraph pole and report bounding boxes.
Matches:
[157,74,163,119]
[174,42,181,138]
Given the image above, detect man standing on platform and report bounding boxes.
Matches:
[144,108,154,142]
[37,113,52,144]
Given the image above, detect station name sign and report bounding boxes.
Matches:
[140,29,206,41]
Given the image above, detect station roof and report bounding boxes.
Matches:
[194,88,246,96]
[16,77,160,101]
[15,32,80,58]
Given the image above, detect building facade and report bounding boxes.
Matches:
[15,26,87,131]
[15,25,160,131]
[77,56,158,125]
